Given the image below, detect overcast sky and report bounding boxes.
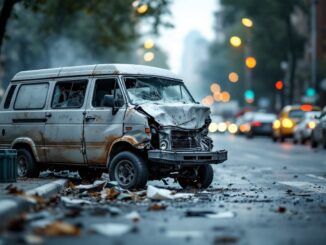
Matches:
[157,0,218,74]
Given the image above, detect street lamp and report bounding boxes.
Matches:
[229,36,242,48]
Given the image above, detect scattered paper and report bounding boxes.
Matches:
[90,223,131,236]
[147,185,193,200]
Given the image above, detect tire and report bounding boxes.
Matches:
[323,133,326,150]
[16,148,40,178]
[272,136,277,142]
[78,168,103,181]
[109,151,148,189]
[280,136,285,143]
[178,165,214,189]
[293,138,298,144]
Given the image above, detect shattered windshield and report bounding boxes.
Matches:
[124,77,195,105]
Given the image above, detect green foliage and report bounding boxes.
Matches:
[1,0,172,87]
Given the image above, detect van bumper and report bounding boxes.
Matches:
[148,149,227,166]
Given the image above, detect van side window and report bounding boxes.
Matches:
[52,80,88,109]
[14,83,49,110]
[92,79,124,107]
[3,85,17,109]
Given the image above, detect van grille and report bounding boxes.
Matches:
[171,130,200,150]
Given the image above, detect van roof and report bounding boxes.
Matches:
[11,64,181,82]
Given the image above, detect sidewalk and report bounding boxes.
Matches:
[0,174,68,229]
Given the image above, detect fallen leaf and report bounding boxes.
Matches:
[148,203,167,211]
[33,221,80,236]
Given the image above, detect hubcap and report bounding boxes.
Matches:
[17,155,27,177]
[115,160,135,186]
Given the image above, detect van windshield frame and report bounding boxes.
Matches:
[122,76,196,105]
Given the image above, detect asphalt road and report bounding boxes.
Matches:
[2,134,326,245]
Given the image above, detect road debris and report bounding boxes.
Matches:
[90,223,132,237]
[276,206,287,213]
[60,196,92,207]
[22,234,44,245]
[147,185,193,200]
[124,211,141,222]
[185,210,235,219]
[33,221,80,236]
[148,203,168,211]
[74,180,106,192]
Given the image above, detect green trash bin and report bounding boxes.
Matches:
[0,149,17,183]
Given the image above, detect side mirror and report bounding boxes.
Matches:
[103,95,115,108]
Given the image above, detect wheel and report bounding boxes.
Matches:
[78,168,103,181]
[280,136,285,142]
[177,165,214,189]
[246,131,253,139]
[293,138,298,144]
[323,133,326,149]
[272,136,277,142]
[109,151,148,189]
[16,148,40,178]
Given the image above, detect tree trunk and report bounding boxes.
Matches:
[286,15,296,105]
[0,0,20,52]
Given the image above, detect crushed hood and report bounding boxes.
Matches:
[138,103,211,129]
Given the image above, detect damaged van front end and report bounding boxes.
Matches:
[118,76,227,188]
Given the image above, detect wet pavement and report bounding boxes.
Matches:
[1,134,326,245]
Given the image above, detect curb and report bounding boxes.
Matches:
[0,179,67,229]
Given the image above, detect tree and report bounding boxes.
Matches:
[203,0,307,108]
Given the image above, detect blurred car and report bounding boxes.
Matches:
[311,107,326,149]
[293,111,321,144]
[244,112,276,138]
[272,105,321,142]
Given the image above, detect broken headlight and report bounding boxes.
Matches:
[160,140,168,150]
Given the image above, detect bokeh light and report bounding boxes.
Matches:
[245,56,257,69]
[217,122,227,133]
[221,91,230,102]
[210,83,221,94]
[144,51,154,62]
[137,4,148,14]
[144,39,154,49]
[228,72,239,83]
[228,123,238,134]
[242,18,253,28]
[201,95,214,107]
[229,36,242,47]
[208,122,219,133]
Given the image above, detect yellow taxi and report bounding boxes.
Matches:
[272,105,321,142]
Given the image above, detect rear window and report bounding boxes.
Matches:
[3,85,17,109]
[288,110,304,119]
[14,83,49,110]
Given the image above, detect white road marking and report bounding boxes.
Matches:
[306,174,326,181]
[279,181,326,194]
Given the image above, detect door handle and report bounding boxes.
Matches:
[45,112,52,118]
[85,115,96,121]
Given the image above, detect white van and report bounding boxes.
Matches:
[0,64,227,189]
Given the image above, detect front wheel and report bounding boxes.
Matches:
[177,165,214,189]
[109,151,148,189]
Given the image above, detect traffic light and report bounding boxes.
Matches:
[306,88,316,97]
[244,89,255,103]
[275,80,283,90]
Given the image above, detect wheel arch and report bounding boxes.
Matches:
[11,138,40,162]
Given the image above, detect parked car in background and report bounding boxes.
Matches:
[272,105,321,142]
[311,107,326,149]
[244,112,276,138]
[293,111,321,144]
